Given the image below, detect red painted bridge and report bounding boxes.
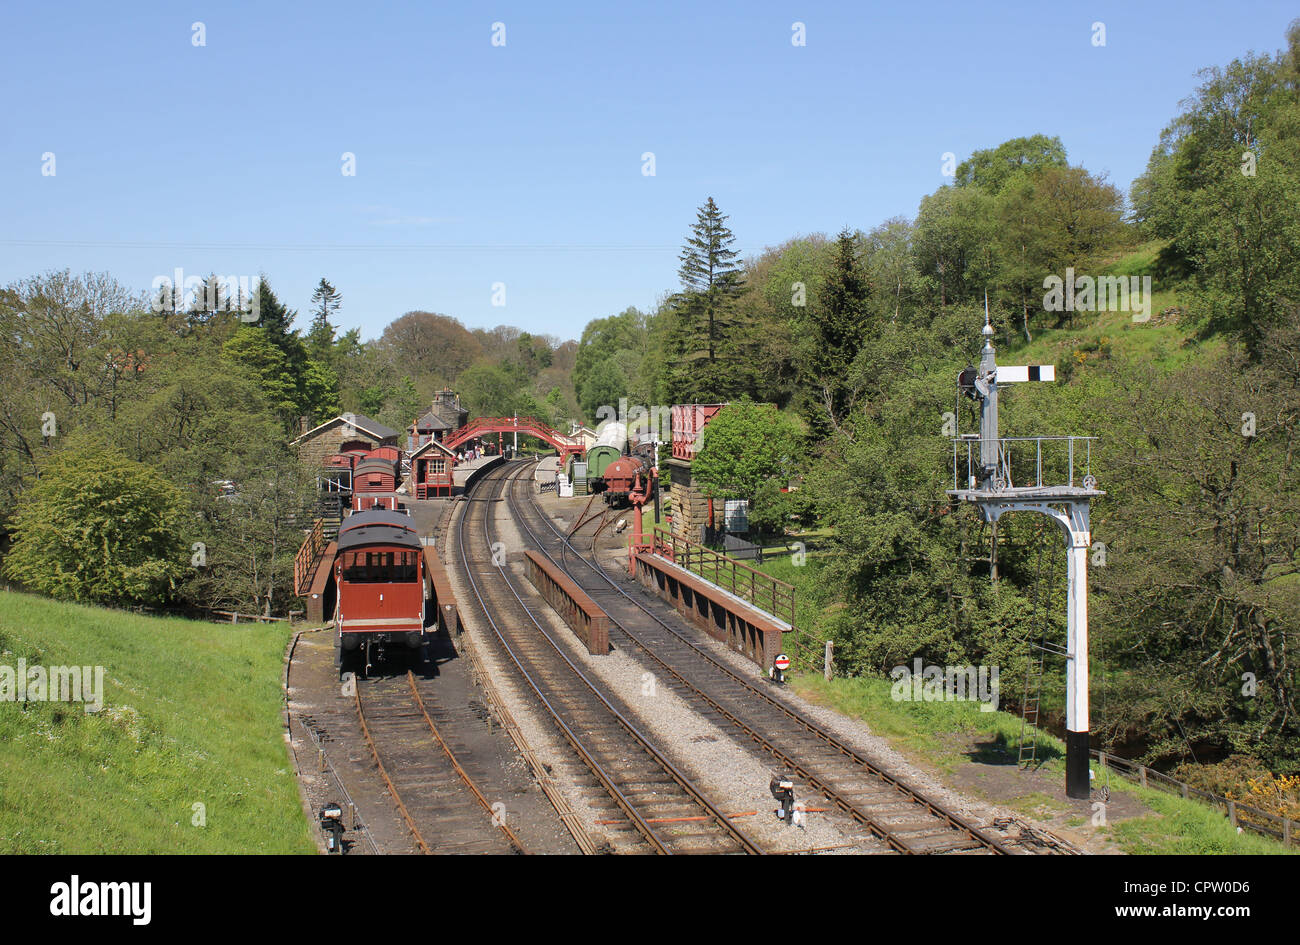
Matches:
[443,416,585,462]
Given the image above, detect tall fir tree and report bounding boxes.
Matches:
[307,277,342,360]
[670,197,746,400]
[233,278,310,427]
[800,228,869,437]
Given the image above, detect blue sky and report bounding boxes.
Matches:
[1,1,1295,342]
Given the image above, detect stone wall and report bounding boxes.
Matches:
[665,458,709,541]
[296,422,383,469]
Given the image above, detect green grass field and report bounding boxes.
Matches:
[0,591,313,853]
[793,674,1293,855]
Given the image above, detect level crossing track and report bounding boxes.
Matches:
[450,461,763,855]
[507,461,1029,855]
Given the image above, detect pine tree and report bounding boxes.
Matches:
[248,278,295,337]
[233,279,310,426]
[800,228,869,436]
[307,278,342,359]
[677,197,743,361]
[670,197,747,399]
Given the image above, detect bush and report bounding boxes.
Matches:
[3,448,187,605]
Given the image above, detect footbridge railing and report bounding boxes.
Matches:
[443,416,585,461]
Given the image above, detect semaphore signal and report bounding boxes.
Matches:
[949,298,1103,800]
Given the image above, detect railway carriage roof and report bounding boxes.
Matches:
[337,510,420,550]
[337,525,423,552]
[340,508,416,531]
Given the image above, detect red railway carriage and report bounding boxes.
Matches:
[352,456,398,494]
[334,509,426,675]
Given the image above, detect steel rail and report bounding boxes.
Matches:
[457,461,761,855]
[405,671,531,855]
[565,492,602,538]
[486,463,763,854]
[353,683,432,854]
[510,463,1016,855]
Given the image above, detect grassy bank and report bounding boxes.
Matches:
[794,674,1292,855]
[0,591,313,853]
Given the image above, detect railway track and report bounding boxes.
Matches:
[353,670,529,854]
[508,462,1028,855]
[450,461,762,855]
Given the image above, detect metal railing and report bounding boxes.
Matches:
[651,525,795,626]
[951,435,1096,493]
[317,472,352,493]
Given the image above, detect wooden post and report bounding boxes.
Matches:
[1227,799,1238,829]
[1139,766,1147,788]
[1285,817,1293,848]
[824,640,834,681]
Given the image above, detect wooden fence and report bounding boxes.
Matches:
[294,518,327,596]
[1094,749,1296,847]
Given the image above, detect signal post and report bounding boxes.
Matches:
[949,312,1103,800]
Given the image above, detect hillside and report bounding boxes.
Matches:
[0,593,312,853]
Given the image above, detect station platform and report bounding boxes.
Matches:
[453,454,503,489]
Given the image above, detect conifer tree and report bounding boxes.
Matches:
[801,228,869,435]
[307,278,342,359]
[669,197,746,399]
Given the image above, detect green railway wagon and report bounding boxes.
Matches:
[586,444,622,479]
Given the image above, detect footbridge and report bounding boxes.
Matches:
[443,416,585,462]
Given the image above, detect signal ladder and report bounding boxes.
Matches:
[1018,638,1068,769]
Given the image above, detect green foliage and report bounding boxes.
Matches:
[1131,27,1300,357]
[1088,328,1300,770]
[573,307,648,421]
[579,358,629,422]
[0,592,314,853]
[794,228,870,437]
[955,134,1069,193]
[221,325,302,418]
[3,448,186,605]
[691,402,803,535]
[457,361,532,419]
